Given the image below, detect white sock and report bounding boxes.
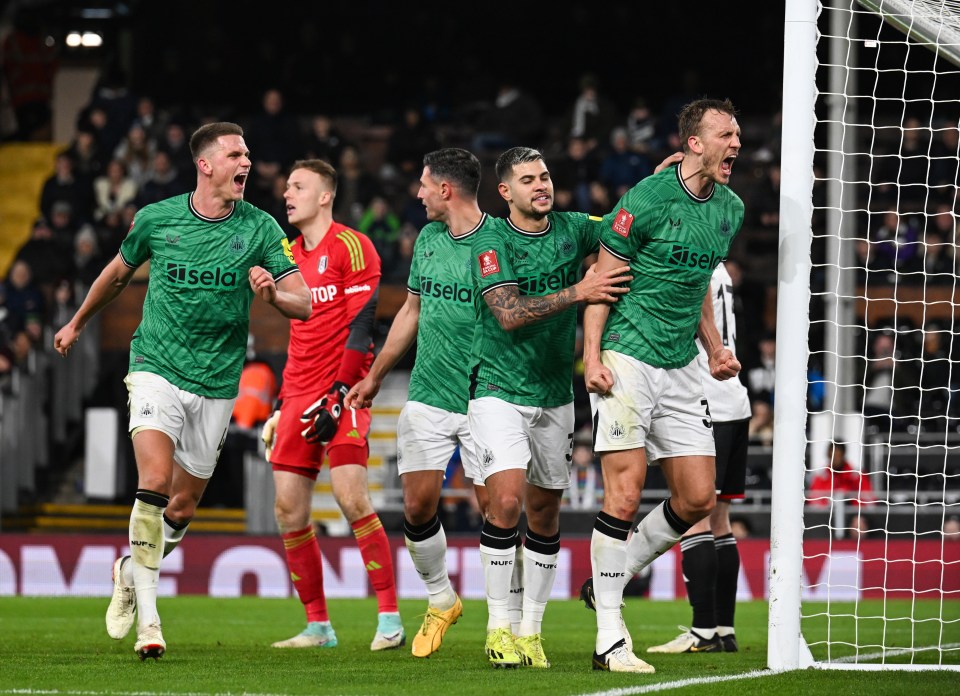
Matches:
[479,522,517,631]
[130,496,165,629]
[508,544,524,635]
[519,537,558,637]
[592,512,632,653]
[403,516,456,611]
[624,500,689,579]
[162,515,189,558]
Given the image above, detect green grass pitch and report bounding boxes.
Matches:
[0,597,956,695]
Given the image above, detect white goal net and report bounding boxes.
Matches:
[769,0,960,671]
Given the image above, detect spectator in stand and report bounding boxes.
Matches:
[0,260,46,333]
[550,135,601,213]
[930,123,959,190]
[113,122,157,189]
[586,180,612,218]
[808,441,876,508]
[14,218,74,290]
[900,218,955,286]
[747,332,776,444]
[135,150,189,207]
[625,97,658,155]
[471,80,545,153]
[157,121,194,178]
[357,195,402,276]
[245,88,302,206]
[66,128,105,187]
[96,202,139,259]
[93,159,138,223]
[262,172,299,241]
[566,439,602,511]
[73,224,106,289]
[48,200,81,253]
[917,320,951,430]
[332,145,380,228]
[303,114,348,165]
[565,73,621,154]
[598,127,652,199]
[40,151,94,224]
[871,210,919,271]
[84,63,139,154]
[862,330,920,432]
[384,105,440,182]
[397,178,428,232]
[133,95,168,144]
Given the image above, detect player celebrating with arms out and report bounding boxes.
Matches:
[54,122,311,661]
[261,159,404,651]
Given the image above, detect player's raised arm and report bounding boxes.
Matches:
[54,254,138,357]
[250,266,311,320]
[345,292,421,410]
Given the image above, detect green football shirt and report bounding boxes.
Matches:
[406,214,492,414]
[119,194,299,398]
[599,165,744,369]
[470,212,601,408]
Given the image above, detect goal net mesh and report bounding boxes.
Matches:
[799,0,960,669]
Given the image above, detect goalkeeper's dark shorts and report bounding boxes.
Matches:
[270,392,370,480]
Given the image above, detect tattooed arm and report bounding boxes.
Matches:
[482,263,632,331]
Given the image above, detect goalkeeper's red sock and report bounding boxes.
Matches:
[281,525,328,622]
[352,513,398,613]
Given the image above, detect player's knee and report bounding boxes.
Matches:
[679,490,716,522]
[489,492,523,523]
[165,497,197,526]
[273,496,307,531]
[403,494,438,526]
[608,490,641,520]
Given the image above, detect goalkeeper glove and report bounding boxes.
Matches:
[261,409,281,461]
[300,382,350,445]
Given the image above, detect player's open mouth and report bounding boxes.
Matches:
[234,174,247,188]
[720,156,736,176]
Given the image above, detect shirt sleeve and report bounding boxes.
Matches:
[118,208,153,268]
[471,220,516,296]
[407,229,423,294]
[260,217,299,282]
[338,230,381,325]
[599,183,662,261]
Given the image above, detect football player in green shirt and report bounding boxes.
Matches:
[582,98,743,673]
[54,122,311,661]
[346,148,499,658]
[468,146,632,668]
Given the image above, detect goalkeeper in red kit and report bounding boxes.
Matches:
[261,159,404,650]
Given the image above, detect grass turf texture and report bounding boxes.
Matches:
[0,597,956,695]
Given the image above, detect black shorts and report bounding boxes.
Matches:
[714,418,750,500]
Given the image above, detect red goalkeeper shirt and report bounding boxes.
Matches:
[280,223,380,399]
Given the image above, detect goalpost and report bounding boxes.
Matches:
[769,0,960,671]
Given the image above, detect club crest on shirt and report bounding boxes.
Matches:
[612,209,634,238]
[478,249,500,277]
[318,255,328,274]
[229,234,245,254]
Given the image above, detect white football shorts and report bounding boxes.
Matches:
[125,371,235,480]
[396,400,482,485]
[590,350,715,463]
[467,396,574,490]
